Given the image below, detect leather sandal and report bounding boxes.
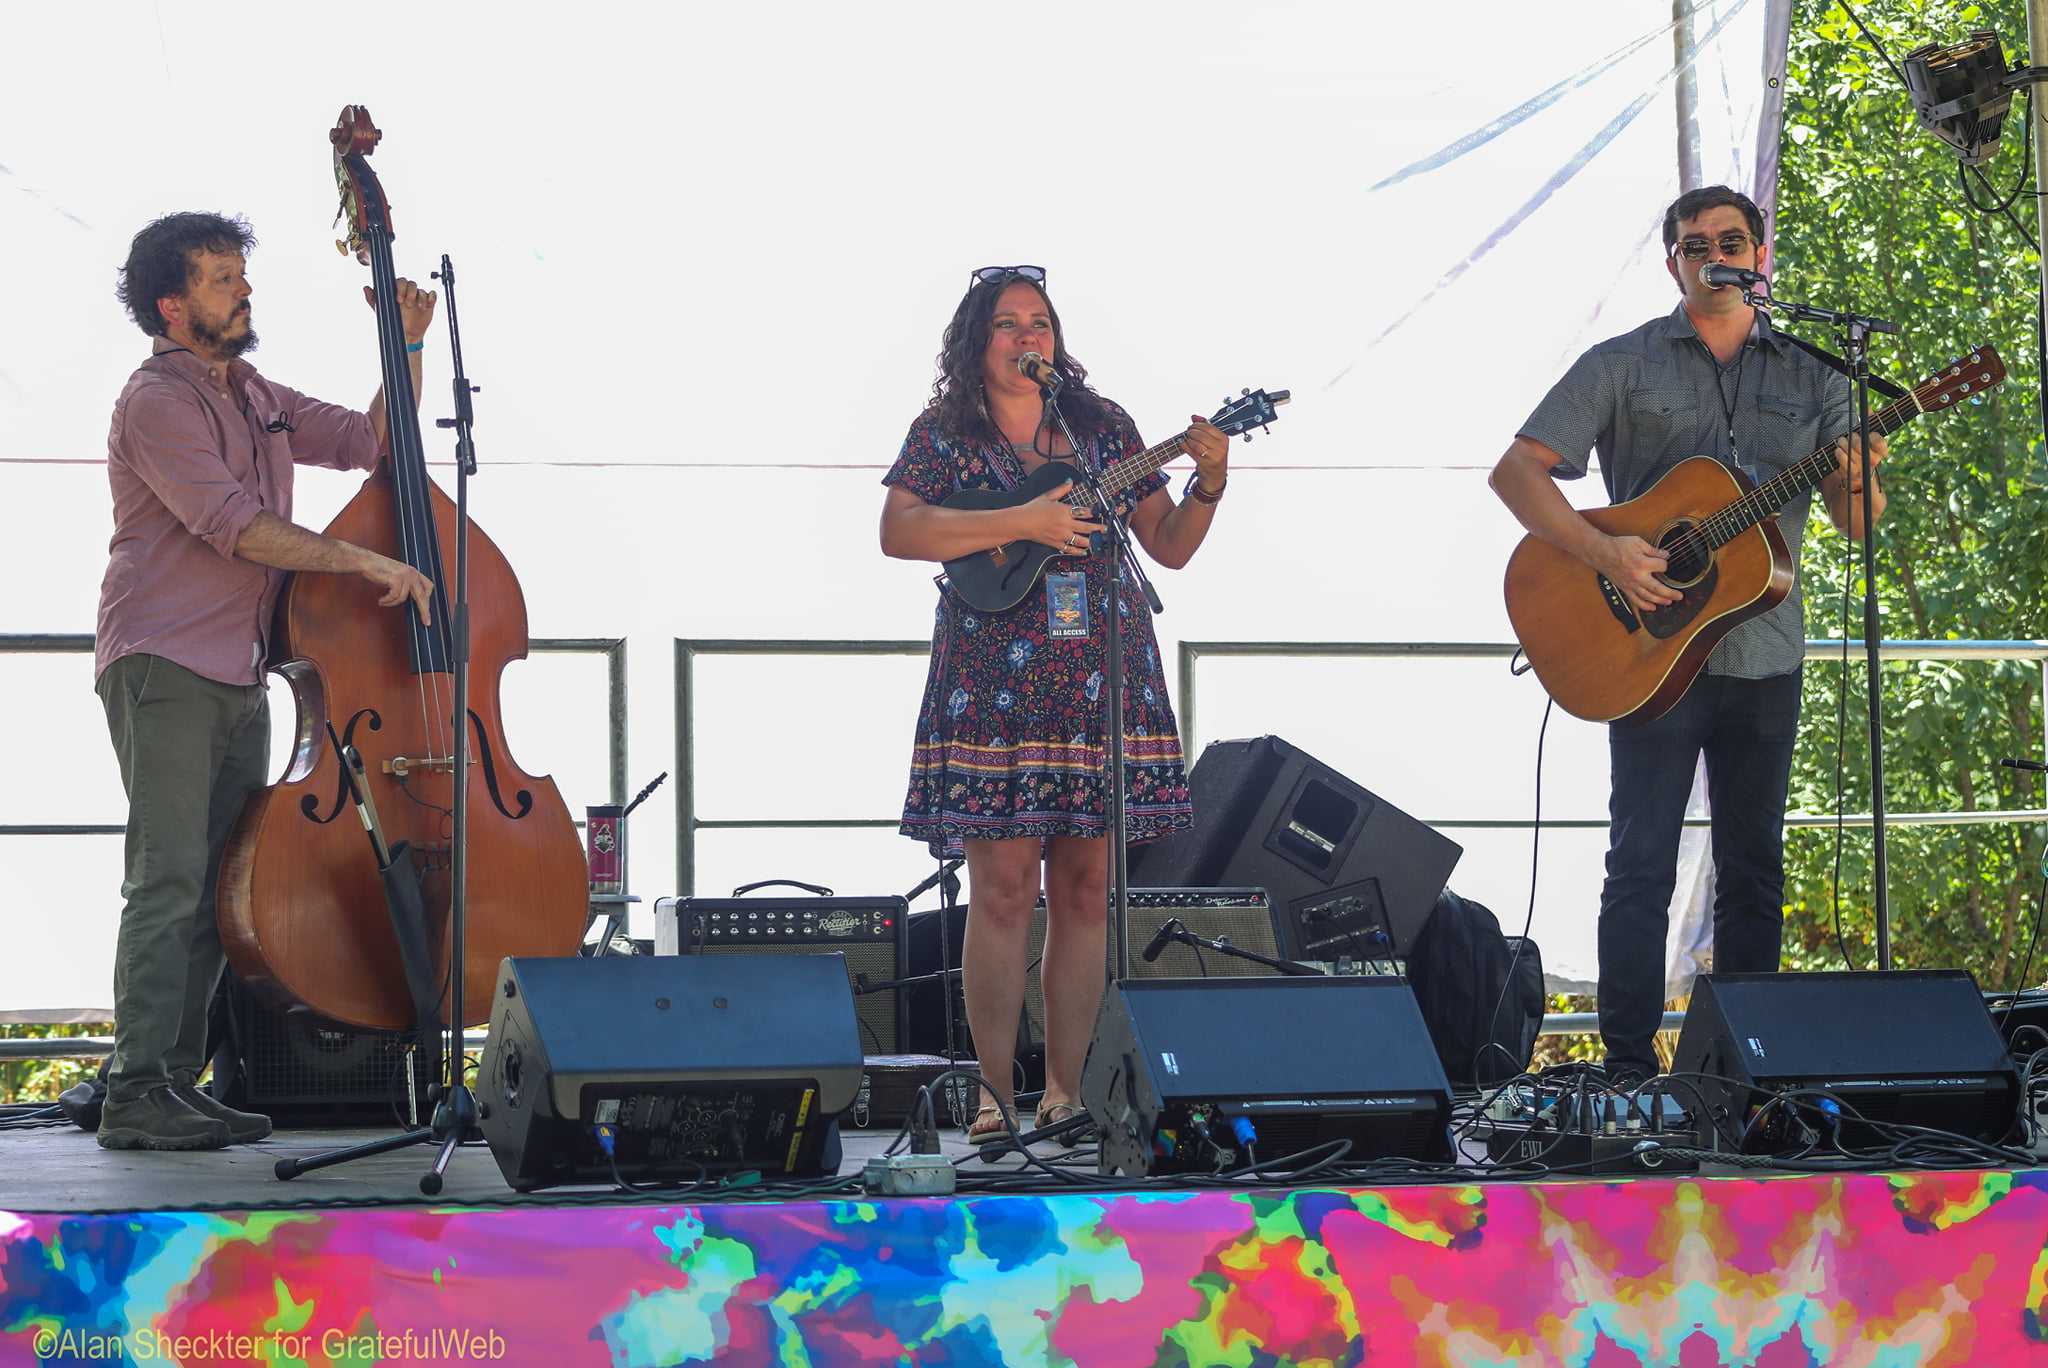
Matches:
[1034,1100,1085,1147]
[968,1104,1014,1146]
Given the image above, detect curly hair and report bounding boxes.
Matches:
[926,271,1115,446]
[117,212,256,337]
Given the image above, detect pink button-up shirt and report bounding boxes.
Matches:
[96,336,380,686]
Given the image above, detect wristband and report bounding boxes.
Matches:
[406,340,424,354]
[1184,472,1226,505]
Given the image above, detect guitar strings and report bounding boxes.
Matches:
[1655,390,1917,572]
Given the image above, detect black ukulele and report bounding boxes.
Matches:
[939,388,1288,612]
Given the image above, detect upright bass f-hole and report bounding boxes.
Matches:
[301,709,386,824]
[469,710,533,821]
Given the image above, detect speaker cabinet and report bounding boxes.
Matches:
[212,977,434,1128]
[1081,975,1454,1177]
[1128,736,1462,959]
[652,895,908,1053]
[476,954,863,1191]
[1671,970,2020,1153]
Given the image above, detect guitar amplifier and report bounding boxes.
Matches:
[653,895,909,1054]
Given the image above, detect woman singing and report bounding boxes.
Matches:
[880,265,1230,1144]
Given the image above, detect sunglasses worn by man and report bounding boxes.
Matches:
[1670,232,1758,261]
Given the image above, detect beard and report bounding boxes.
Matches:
[190,306,259,359]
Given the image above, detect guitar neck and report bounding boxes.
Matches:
[1702,389,1920,548]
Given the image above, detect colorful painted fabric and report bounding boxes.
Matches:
[884,403,1192,857]
[8,1170,2048,1364]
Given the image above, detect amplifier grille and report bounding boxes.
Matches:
[231,988,431,1126]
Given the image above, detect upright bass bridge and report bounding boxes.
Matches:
[381,755,476,778]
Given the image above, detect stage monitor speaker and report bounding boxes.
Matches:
[476,954,863,1191]
[212,977,434,1128]
[1128,736,1462,960]
[1081,975,1454,1177]
[1020,888,1285,1052]
[1671,970,2020,1154]
[652,894,909,1053]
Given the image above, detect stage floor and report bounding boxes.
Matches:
[2,1114,1067,1213]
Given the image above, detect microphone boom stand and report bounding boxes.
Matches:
[1035,379,1164,986]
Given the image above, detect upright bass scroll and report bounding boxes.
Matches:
[216,105,587,1033]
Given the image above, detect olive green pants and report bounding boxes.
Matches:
[96,654,269,1104]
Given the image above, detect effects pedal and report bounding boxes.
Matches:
[1482,1079,1699,1175]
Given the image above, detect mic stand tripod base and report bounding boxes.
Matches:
[271,1072,485,1196]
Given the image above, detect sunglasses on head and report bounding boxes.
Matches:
[971,265,1047,286]
[1670,232,1757,261]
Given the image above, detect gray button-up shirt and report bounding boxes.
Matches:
[1518,304,1852,679]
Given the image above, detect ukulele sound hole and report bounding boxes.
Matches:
[1656,519,1712,588]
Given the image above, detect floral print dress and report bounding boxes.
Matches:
[884,402,1193,857]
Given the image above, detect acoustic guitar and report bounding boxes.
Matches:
[939,387,1288,613]
[1503,345,2004,724]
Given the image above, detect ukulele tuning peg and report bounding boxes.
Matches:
[1241,387,1251,396]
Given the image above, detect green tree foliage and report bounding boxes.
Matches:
[1776,0,2048,983]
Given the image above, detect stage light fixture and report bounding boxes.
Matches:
[1902,30,2020,166]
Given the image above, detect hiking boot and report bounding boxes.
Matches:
[97,1086,232,1151]
[174,1082,272,1144]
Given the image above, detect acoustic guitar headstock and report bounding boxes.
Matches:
[1917,344,2005,411]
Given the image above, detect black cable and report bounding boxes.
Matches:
[2009,864,2048,995]
[1831,567,1856,968]
[1478,696,1557,1081]
[1958,88,2036,218]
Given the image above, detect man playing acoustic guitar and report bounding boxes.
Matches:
[1489,186,1886,1082]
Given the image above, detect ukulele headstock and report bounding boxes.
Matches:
[1210,387,1292,439]
[330,104,392,266]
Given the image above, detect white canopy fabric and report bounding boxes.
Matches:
[0,1,1779,1013]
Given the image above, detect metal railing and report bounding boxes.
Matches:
[0,634,630,845]
[674,638,930,896]
[670,637,2047,886]
[1176,639,2048,831]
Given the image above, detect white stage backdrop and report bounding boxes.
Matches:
[0,1,1776,1014]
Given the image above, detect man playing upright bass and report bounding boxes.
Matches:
[95,212,436,1150]
[1488,186,1888,1082]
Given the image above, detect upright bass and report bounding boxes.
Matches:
[218,107,586,1031]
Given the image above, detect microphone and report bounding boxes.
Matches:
[904,857,964,903]
[1141,918,1185,963]
[2001,757,2048,773]
[1019,351,1065,391]
[1699,262,1767,290]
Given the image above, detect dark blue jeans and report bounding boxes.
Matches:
[1598,669,1801,1078]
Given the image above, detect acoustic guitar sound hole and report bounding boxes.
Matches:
[1656,519,1712,588]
